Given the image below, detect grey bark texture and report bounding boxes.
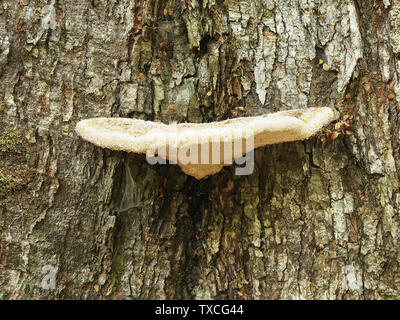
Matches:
[1,0,400,299]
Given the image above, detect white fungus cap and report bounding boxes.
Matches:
[76,107,337,179]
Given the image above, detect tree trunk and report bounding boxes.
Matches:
[1,0,400,300]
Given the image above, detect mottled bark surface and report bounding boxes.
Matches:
[1,0,400,299]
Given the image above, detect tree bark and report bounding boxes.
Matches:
[1,0,400,299]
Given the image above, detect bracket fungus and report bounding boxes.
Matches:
[76,107,337,179]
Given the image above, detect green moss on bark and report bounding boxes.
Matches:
[0,169,11,185]
[0,128,23,153]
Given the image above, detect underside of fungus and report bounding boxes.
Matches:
[76,107,337,179]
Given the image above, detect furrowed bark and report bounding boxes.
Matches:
[0,0,400,299]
